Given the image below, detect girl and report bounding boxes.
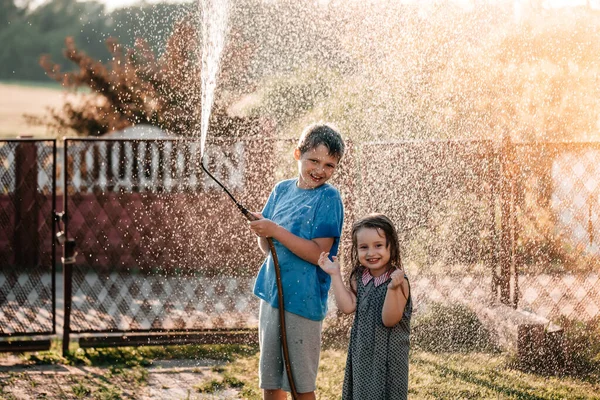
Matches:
[318,213,412,400]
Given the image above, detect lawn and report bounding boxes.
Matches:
[1,343,598,399]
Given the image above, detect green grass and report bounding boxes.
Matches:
[408,352,599,400]
[4,342,599,399]
[25,340,257,368]
[194,373,244,393]
[219,349,600,400]
[72,382,92,398]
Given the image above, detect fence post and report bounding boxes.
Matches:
[62,139,72,356]
[499,135,515,306]
[14,140,39,268]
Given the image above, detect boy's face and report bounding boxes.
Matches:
[294,144,339,189]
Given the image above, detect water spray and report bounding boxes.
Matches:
[200,157,299,399]
[199,0,297,394]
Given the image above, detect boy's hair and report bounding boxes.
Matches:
[348,213,403,294]
[297,123,345,160]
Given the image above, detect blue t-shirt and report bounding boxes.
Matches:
[253,178,344,321]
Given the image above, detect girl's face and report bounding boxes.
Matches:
[356,227,391,277]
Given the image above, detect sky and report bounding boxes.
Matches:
[27,0,191,12]
[28,0,600,13]
[102,0,600,12]
[99,0,190,11]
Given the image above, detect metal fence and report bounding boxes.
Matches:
[512,142,600,321]
[353,139,504,310]
[60,138,282,348]
[3,136,600,354]
[0,139,56,351]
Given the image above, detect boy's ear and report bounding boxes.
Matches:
[293,148,301,161]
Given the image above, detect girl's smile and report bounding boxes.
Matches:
[356,227,391,277]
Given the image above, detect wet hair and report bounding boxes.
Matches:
[297,123,345,160]
[348,213,403,295]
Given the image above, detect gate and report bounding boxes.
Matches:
[61,138,279,352]
[0,139,57,352]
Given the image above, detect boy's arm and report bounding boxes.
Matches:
[272,226,334,265]
[250,189,342,265]
[250,217,334,265]
[382,269,410,327]
[249,213,331,262]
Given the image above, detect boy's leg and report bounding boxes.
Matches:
[280,307,323,395]
[264,389,316,400]
[296,392,316,400]
[259,300,284,391]
[263,389,287,400]
[259,301,322,397]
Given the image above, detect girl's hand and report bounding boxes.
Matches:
[248,214,279,237]
[387,268,406,291]
[318,252,341,276]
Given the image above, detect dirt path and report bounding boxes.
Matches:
[0,355,242,399]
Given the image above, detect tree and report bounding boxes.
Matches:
[32,9,260,137]
[486,11,600,141]
[0,0,28,26]
[0,0,192,81]
[33,15,198,136]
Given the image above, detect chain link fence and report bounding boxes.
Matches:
[63,138,277,334]
[0,139,56,337]
[3,136,600,351]
[352,140,501,313]
[514,142,600,321]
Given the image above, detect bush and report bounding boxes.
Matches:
[559,316,600,378]
[412,302,497,353]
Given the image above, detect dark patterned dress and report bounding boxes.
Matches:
[342,268,412,400]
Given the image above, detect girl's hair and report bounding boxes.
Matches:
[348,213,402,295]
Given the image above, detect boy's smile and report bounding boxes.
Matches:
[294,144,339,189]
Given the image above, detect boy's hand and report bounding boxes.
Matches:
[387,268,406,291]
[247,212,262,221]
[248,213,279,237]
[318,252,341,276]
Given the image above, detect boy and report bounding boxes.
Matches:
[249,123,345,400]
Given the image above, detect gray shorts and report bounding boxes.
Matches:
[258,300,323,393]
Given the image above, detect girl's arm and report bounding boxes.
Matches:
[249,216,334,265]
[382,269,410,327]
[318,252,356,314]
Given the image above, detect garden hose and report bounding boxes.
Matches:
[200,159,299,399]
